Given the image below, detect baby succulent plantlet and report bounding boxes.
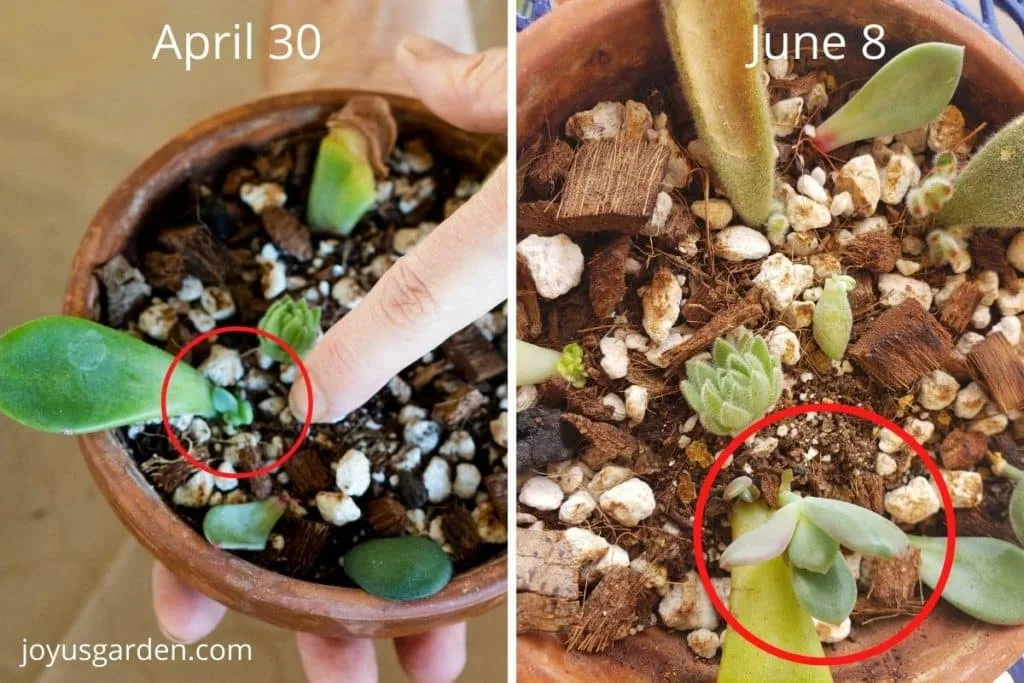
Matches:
[990,452,1024,545]
[203,498,286,551]
[257,295,322,363]
[813,274,856,361]
[935,114,1024,227]
[211,387,254,428]
[659,0,775,225]
[307,96,398,234]
[813,42,964,152]
[912,535,1024,625]
[0,316,214,433]
[516,340,588,388]
[681,331,782,436]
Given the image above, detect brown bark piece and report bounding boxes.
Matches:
[851,473,885,514]
[517,529,584,599]
[517,256,543,341]
[842,232,901,273]
[517,201,563,238]
[939,429,988,470]
[156,224,237,285]
[938,281,983,335]
[849,270,877,318]
[517,593,580,633]
[96,255,152,327]
[566,567,648,653]
[525,138,574,198]
[848,300,953,389]
[261,206,313,261]
[970,232,1018,293]
[142,251,188,291]
[546,288,594,347]
[275,517,331,576]
[284,450,334,498]
[665,301,764,376]
[967,332,1024,412]
[441,325,506,383]
[588,235,631,319]
[367,497,407,537]
[865,547,921,607]
[442,505,484,565]
[142,451,209,495]
[566,387,616,422]
[485,472,508,522]
[409,359,450,392]
[237,447,273,500]
[432,386,489,428]
[536,376,569,408]
[558,139,670,233]
[955,507,1020,544]
[561,413,641,468]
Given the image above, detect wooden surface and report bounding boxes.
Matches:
[516,0,1024,681]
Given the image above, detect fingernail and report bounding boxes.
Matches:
[158,623,187,645]
[290,375,328,423]
[398,35,453,61]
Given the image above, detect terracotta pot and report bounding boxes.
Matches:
[64,90,506,639]
[517,0,1024,680]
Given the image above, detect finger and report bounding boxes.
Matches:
[394,623,468,683]
[151,562,227,643]
[289,160,507,423]
[395,36,507,133]
[296,632,379,683]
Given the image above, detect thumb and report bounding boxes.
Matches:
[395,36,507,133]
[289,161,507,423]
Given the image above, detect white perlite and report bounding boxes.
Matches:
[753,253,814,311]
[199,345,244,387]
[642,270,683,345]
[954,382,988,419]
[834,155,880,216]
[316,491,361,526]
[884,476,941,525]
[876,452,898,477]
[766,325,801,365]
[935,469,983,508]
[691,199,733,230]
[713,226,771,261]
[240,182,286,214]
[687,629,721,659]
[439,430,476,460]
[658,572,729,631]
[453,463,482,500]
[878,274,933,310]
[599,336,630,379]
[787,195,832,232]
[335,449,371,497]
[172,471,215,508]
[519,476,564,511]
[624,385,649,422]
[516,234,585,299]
[138,302,177,341]
[598,478,656,526]
[422,457,452,503]
[559,490,597,525]
[602,393,628,421]
[813,617,851,643]
[917,370,958,410]
[404,420,442,454]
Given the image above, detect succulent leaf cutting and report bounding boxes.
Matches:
[681,331,782,436]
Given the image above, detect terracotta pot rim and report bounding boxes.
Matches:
[64,89,506,636]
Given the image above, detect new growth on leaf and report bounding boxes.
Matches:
[212,387,254,428]
[681,330,782,436]
[515,340,588,388]
[555,343,587,389]
[813,42,964,153]
[257,295,322,363]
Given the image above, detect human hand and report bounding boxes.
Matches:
[153,37,506,683]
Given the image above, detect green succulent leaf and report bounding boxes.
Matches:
[555,343,587,388]
[1010,486,1024,547]
[813,275,855,361]
[912,535,1024,625]
[516,340,562,386]
[307,128,377,235]
[718,503,832,683]
[791,555,858,626]
[660,0,775,225]
[203,499,286,551]
[258,295,322,363]
[814,42,964,152]
[720,502,801,568]
[936,114,1024,228]
[800,497,909,559]
[212,387,238,414]
[0,316,214,433]
[788,517,840,574]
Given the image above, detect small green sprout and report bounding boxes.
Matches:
[990,452,1024,546]
[211,387,254,428]
[516,340,588,388]
[258,295,322,363]
[203,498,286,551]
[680,330,782,436]
[813,43,964,152]
[724,475,760,503]
[812,274,856,361]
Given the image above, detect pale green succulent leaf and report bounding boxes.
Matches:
[516,340,562,386]
[791,555,857,626]
[787,518,840,574]
[720,401,753,431]
[718,503,832,683]
[682,380,704,414]
[719,502,801,568]
[750,335,772,374]
[801,497,910,558]
[748,370,770,415]
[936,114,1024,228]
[815,43,964,152]
[714,337,739,367]
[1010,486,1024,546]
[727,354,753,377]
[0,316,214,433]
[307,129,378,235]
[203,499,286,551]
[813,275,854,361]
[701,382,725,416]
[912,535,1024,625]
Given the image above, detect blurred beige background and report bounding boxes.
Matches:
[0,1,506,682]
